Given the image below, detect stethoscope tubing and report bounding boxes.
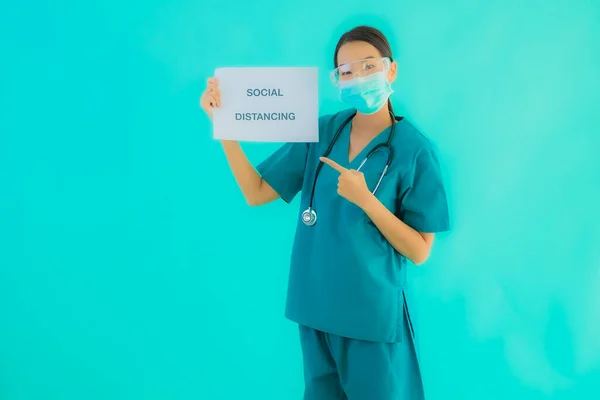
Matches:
[302,110,397,226]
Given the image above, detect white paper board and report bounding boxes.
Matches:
[212,67,319,142]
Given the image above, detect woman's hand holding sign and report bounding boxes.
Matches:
[319,157,374,210]
[200,77,221,119]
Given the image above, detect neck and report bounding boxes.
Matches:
[352,105,393,134]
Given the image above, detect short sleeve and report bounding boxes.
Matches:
[256,142,310,203]
[397,148,450,233]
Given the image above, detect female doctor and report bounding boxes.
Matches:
[200,25,450,400]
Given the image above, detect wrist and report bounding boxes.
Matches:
[220,139,240,149]
[358,192,379,214]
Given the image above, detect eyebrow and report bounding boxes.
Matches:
[339,56,377,66]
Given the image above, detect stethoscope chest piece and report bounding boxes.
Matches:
[301,208,317,226]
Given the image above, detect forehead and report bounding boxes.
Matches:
[336,41,382,66]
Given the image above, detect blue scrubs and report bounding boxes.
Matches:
[256,108,450,399]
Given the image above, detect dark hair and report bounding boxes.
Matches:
[333,25,395,113]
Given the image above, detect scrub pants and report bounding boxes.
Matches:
[298,314,424,400]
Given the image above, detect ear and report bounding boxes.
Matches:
[388,61,398,83]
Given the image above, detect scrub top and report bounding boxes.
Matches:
[256,108,450,344]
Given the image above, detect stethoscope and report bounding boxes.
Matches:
[301,110,398,226]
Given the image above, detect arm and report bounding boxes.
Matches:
[201,77,309,206]
[320,148,449,265]
[362,148,450,264]
[200,78,280,206]
[220,140,280,206]
[361,196,434,265]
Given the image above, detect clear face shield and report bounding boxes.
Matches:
[330,57,391,87]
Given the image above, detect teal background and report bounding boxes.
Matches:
[1,0,599,399]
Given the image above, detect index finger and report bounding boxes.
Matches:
[320,157,347,173]
[207,77,219,86]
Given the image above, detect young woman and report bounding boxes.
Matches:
[200,25,450,400]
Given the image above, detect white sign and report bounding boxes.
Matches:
[212,67,319,142]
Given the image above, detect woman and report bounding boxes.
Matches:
[200,25,450,400]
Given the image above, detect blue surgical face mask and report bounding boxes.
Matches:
[338,71,393,115]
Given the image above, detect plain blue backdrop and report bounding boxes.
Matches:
[1,0,599,399]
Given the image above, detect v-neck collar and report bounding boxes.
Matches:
[343,121,393,166]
